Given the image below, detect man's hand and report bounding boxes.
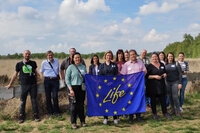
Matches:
[178,84,182,90]
[5,84,11,89]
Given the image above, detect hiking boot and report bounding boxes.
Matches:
[33,114,40,122]
[72,124,77,129]
[19,114,25,124]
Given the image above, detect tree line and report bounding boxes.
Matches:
[1,33,200,59]
[0,52,105,59]
[164,33,200,58]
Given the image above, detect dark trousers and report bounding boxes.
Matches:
[104,116,117,120]
[44,78,60,114]
[69,85,85,124]
[150,94,167,115]
[20,84,39,115]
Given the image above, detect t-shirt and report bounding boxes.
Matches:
[165,63,182,84]
[16,60,37,85]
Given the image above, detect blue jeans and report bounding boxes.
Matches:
[179,78,188,107]
[44,78,60,114]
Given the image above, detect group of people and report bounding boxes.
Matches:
[5,48,188,129]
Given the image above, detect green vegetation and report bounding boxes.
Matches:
[164,33,200,58]
[0,92,199,132]
[0,52,105,59]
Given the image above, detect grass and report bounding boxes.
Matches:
[20,125,34,132]
[0,92,200,133]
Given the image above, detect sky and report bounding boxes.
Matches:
[0,0,200,55]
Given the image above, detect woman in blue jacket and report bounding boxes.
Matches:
[89,55,101,75]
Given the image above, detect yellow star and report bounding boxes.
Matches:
[122,108,126,111]
[121,78,125,81]
[99,103,102,107]
[105,109,109,113]
[128,84,131,87]
[114,111,117,115]
[96,93,99,98]
[128,101,131,104]
[104,80,107,83]
[113,77,116,80]
[130,92,133,95]
[98,86,101,89]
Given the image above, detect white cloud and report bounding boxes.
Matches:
[175,0,192,4]
[139,2,179,15]
[18,6,41,19]
[59,0,110,24]
[102,24,119,35]
[49,43,70,53]
[143,29,169,42]
[81,41,106,49]
[188,23,200,31]
[123,17,141,25]
[1,38,35,54]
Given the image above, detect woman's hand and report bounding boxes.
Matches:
[69,87,74,97]
[178,84,182,90]
[163,73,167,78]
[154,75,162,80]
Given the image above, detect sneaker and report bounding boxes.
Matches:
[81,122,87,127]
[164,113,171,119]
[33,114,40,122]
[72,124,77,129]
[103,119,108,124]
[18,114,25,124]
[170,110,175,116]
[153,114,159,120]
[180,107,183,112]
[114,119,118,124]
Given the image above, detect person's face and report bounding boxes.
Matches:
[125,53,129,61]
[130,51,137,61]
[159,53,164,61]
[23,50,31,60]
[168,54,174,62]
[141,50,147,58]
[118,53,123,60]
[152,54,159,63]
[106,53,112,62]
[74,54,81,65]
[93,56,98,64]
[47,53,54,62]
[178,54,184,61]
[70,49,76,57]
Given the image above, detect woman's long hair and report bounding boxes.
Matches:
[166,52,175,64]
[115,49,125,62]
[90,54,100,65]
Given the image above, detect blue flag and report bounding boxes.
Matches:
[85,71,146,116]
